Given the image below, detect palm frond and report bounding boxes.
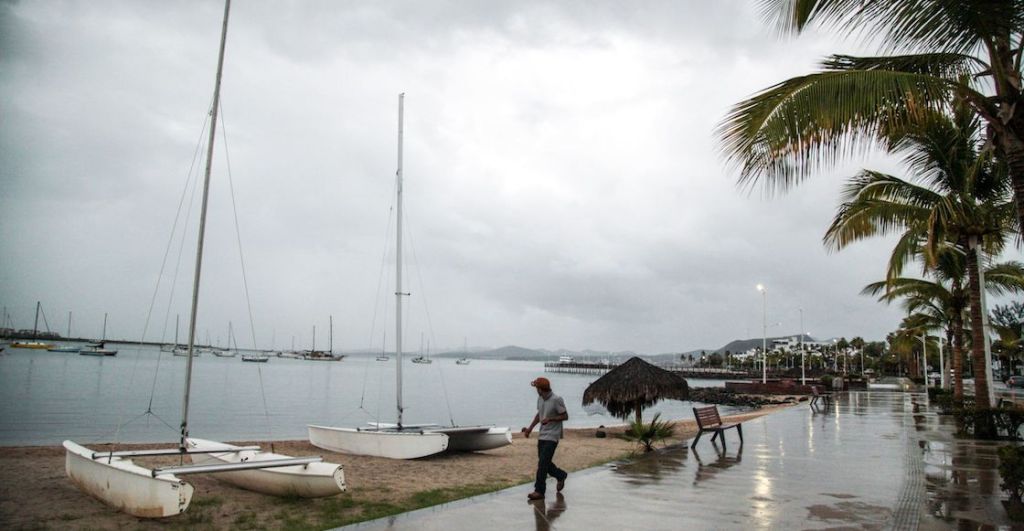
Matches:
[719,69,953,194]
[759,0,1019,56]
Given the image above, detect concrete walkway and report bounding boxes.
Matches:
[339,392,1015,530]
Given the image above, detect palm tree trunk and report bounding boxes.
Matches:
[965,245,992,409]
[951,310,966,400]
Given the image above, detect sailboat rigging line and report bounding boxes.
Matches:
[403,211,457,426]
[359,196,396,411]
[157,111,212,346]
[110,102,210,454]
[218,105,260,353]
[38,304,51,334]
[220,104,274,441]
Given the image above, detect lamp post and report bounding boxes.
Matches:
[757,284,767,384]
[799,308,806,386]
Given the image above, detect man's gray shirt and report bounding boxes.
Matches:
[536,392,567,441]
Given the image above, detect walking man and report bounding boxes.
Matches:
[523,377,568,500]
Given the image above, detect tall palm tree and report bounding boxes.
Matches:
[718,0,1024,230]
[824,105,1018,407]
[863,260,1024,398]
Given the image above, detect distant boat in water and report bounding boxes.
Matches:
[241,354,269,363]
[79,314,117,356]
[48,345,82,353]
[12,302,53,350]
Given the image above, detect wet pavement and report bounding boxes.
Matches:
[339,392,1017,530]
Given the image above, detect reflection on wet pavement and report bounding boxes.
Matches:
[339,392,1015,530]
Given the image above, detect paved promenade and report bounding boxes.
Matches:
[340,392,1013,530]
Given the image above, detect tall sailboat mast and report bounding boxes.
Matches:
[32,301,41,339]
[395,93,406,429]
[181,0,231,450]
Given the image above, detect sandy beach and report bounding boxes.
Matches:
[0,407,789,530]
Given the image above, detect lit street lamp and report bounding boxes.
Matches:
[757,284,767,384]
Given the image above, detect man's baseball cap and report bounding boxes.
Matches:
[531,377,551,390]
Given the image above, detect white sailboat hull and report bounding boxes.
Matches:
[63,440,193,518]
[370,423,513,452]
[443,427,513,451]
[308,425,449,460]
[186,438,344,497]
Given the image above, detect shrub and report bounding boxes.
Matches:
[999,446,1024,521]
[819,375,834,389]
[928,388,955,415]
[955,405,1024,440]
[623,413,675,452]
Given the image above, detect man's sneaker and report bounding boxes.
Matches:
[527,491,544,500]
[557,475,567,492]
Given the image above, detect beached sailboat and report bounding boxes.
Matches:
[308,95,511,459]
[63,2,344,517]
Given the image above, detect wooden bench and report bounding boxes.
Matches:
[690,406,743,450]
[810,386,833,408]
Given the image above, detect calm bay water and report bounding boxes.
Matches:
[0,345,729,446]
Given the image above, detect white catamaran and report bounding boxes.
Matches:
[63,1,344,517]
[308,94,511,459]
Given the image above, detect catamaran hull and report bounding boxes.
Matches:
[370,423,513,452]
[186,438,344,497]
[63,440,192,518]
[444,427,513,451]
[308,425,448,459]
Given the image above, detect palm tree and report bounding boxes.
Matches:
[824,105,1019,407]
[718,0,1024,231]
[863,260,1024,397]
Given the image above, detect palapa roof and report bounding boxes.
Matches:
[582,356,689,419]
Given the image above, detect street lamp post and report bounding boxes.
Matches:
[757,284,767,384]
[799,308,806,386]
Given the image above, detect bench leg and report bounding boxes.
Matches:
[691,429,703,449]
[736,424,743,446]
[719,429,726,451]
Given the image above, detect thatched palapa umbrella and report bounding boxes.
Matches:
[582,356,689,424]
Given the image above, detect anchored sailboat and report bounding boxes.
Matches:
[308,94,511,459]
[63,1,343,518]
[79,313,117,356]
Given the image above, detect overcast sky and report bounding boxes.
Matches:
[3,1,1017,353]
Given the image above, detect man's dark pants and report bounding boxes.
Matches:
[535,439,567,494]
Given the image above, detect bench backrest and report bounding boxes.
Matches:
[693,406,722,429]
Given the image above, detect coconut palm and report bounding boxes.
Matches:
[824,104,1018,407]
[718,0,1024,230]
[863,260,1024,398]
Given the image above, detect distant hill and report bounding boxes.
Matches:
[714,334,815,354]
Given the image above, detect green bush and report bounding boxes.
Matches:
[819,375,834,389]
[928,388,956,415]
[623,413,675,452]
[955,405,1024,440]
[999,446,1024,520]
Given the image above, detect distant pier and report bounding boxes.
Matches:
[544,361,752,380]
